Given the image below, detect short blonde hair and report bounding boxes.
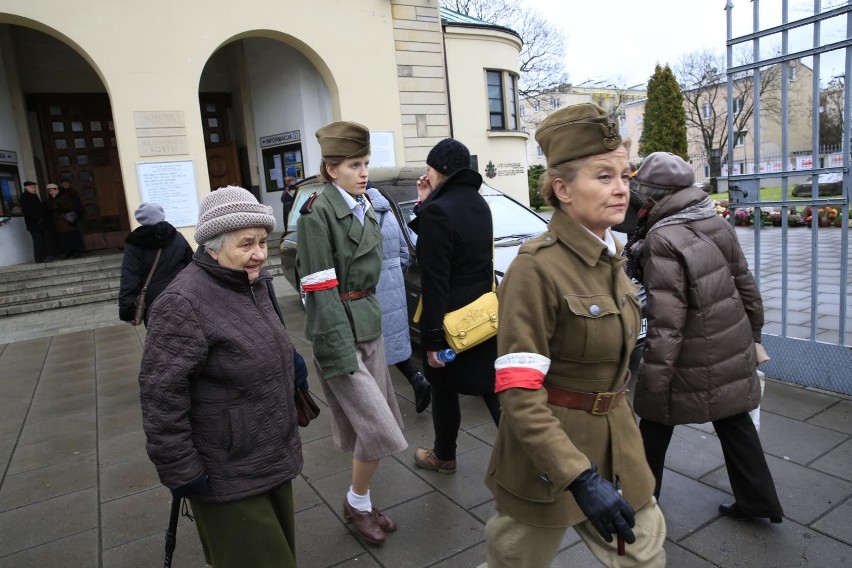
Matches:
[538,140,631,208]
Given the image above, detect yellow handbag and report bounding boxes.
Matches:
[413,241,498,354]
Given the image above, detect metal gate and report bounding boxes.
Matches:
[725,0,851,394]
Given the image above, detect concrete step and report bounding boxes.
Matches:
[0,289,119,317]
[0,253,123,284]
[0,267,122,293]
[0,279,122,307]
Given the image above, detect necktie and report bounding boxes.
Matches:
[355,195,366,224]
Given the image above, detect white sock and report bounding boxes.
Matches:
[347,486,372,512]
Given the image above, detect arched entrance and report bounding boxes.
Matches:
[197,35,334,223]
[0,24,128,250]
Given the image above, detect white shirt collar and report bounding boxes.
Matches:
[333,183,371,213]
[580,226,618,257]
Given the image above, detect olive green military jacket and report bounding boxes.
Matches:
[296,183,383,378]
[484,209,655,528]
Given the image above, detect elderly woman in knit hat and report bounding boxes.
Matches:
[480,104,666,568]
[408,137,501,475]
[296,121,407,546]
[118,202,192,326]
[628,152,783,525]
[138,186,307,567]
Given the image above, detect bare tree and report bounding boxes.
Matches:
[819,76,844,147]
[675,48,782,174]
[442,0,566,98]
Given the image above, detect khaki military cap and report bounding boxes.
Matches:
[315,121,371,159]
[535,103,622,167]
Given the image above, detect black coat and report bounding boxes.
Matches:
[21,191,47,232]
[409,168,496,395]
[118,222,194,323]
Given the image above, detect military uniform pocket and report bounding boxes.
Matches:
[561,294,622,363]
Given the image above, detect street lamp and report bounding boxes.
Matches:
[709,148,723,193]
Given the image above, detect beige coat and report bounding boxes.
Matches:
[484,210,655,528]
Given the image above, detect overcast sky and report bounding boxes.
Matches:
[523,0,848,88]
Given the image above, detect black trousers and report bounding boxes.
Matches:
[432,382,500,460]
[394,358,420,383]
[28,229,47,262]
[640,413,783,517]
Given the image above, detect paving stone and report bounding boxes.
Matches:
[0,454,96,511]
[431,542,487,568]
[758,411,848,465]
[0,488,97,556]
[100,485,174,549]
[812,498,852,546]
[98,430,149,467]
[99,455,162,502]
[294,503,366,566]
[367,492,485,567]
[680,516,851,567]
[662,541,717,568]
[16,411,95,446]
[807,399,852,435]
[810,438,852,482]
[661,424,726,482]
[7,429,96,475]
[0,528,97,568]
[701,454,852,526]
[100,520,207,568]
[760,380,839,420]
[656,470,731,541]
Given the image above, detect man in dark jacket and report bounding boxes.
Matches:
[20,180,52,263]
[118,202,193,326]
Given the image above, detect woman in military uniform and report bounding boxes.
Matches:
[295,121,407,545]
[481,103,666,568]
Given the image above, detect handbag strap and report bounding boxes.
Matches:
[140,249,162,293]
[266,279,286,329]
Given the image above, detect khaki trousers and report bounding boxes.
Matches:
[480,498,666,568]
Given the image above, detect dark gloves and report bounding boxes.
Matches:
[567,465,636,544]
[293,350,308,389]
[171,473,209,499]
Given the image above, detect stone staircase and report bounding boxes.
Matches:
[0,235,288,317]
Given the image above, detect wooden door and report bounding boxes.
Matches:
[206,141,241,191]
[31,93,127,249]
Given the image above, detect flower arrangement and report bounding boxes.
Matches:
[733,208,753,226]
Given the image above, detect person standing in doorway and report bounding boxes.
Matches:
[296,121,407,545]
[20,180,52,263]
[46,183,84,258]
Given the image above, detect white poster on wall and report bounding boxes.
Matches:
[136,160,199,228]
[369,131,396,168]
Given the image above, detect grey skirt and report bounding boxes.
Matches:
[314,336,407,461]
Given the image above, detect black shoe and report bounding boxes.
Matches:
[719,503,782,524]
[410,372,431,413]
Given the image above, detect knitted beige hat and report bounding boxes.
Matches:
[194,185,276,244]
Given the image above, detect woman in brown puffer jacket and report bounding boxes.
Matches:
[627,152,783,524]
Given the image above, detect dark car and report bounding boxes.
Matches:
[279,175,645,371]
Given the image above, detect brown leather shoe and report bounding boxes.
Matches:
[371,507,397,532]
[414,448,457,473]
[343,500,386,543]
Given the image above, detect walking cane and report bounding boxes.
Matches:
[163,496,181,568]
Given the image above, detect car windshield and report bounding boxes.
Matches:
[286,188,317,232]
[398,194,547,247]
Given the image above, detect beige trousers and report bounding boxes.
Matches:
[480,498,666,568]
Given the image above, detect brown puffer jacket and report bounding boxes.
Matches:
[138,248,303,502]
[633,187,763,425]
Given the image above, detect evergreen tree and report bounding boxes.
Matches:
[639,64,688,160]
[527,165,546,210]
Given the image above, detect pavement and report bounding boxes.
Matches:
[0,231,851,567]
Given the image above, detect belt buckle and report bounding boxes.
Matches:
[591,392,616,415]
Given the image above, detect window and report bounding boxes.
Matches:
[734,131,746,147]
[788,62,797,82]
[732,96,744,116]
[486,69,520,131]
[536,145,544,157]
[550,97,561,110]
[531,100,540,111]
[702,103,713,119]
[519,105,525,118]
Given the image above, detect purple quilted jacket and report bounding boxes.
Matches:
[138,249,303,502]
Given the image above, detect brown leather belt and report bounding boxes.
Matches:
[544,378,629,416]
[339,290,373,301]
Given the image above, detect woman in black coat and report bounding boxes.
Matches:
[118,202,193,326]
[408,138,499,474]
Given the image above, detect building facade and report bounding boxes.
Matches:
[0,1,526,267]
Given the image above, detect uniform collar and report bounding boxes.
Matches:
[549,209,624,268]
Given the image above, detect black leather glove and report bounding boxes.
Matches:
[567,465,636,544]
[171,473,209,499]
[293,350,308,389]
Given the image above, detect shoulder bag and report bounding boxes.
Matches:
[414,240,498,354]
[134,249,162,323]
